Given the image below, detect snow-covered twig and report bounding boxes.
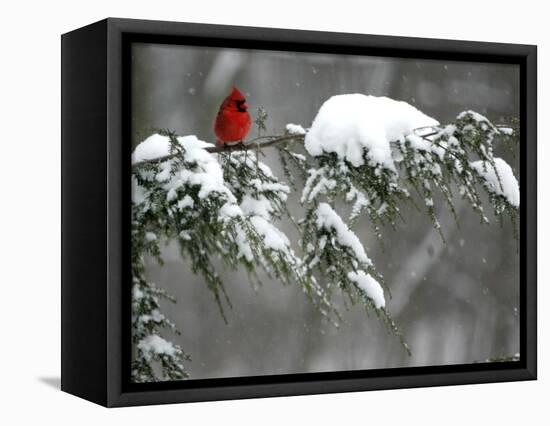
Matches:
[132,134,304,167]
[133,124,515,169]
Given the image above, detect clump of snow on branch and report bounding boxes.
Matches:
[347,271,385,309]
[157,135,237,203]
[315,202,371,266]
[499,127,514,136]
[471,158,520,207]
[132,134,173,163]
[138,334,179,362]
[286,123,307,135]
[305,94,439,169]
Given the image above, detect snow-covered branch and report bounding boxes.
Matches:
[130,94,519,381]
[132,133,306,167]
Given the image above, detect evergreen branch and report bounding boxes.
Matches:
[133,134,305,167]
[132,119,516,168]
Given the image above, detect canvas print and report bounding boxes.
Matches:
[130,43,520,383]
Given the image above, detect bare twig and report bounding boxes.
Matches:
[418,131,439,140]
[209,134,304,152]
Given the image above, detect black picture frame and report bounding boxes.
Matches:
[61,17,537,407]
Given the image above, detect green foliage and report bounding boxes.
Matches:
[396,111,519,233]
[254,106,268,136]
[276,141,309,189]
[131,134,328,381]
[131,276,190,382]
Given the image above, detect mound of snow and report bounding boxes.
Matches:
[471,158,520,207]
[305,94,439,169]
[285,123,307,135]
[347,270,385,309]
[132,134,241,224]
[137,334,178,362]
[316,202,371,266]
[132,134,214,164]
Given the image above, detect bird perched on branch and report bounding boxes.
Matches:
[214,86,252,146]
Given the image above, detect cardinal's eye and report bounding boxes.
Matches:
[236,99,247,112]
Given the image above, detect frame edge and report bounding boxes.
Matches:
[61,18,110,407]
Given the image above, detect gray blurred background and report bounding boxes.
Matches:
[132,43,520,379]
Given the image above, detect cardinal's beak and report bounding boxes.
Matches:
[242,102,249,111]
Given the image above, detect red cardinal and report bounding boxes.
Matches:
[214,86,252,146]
